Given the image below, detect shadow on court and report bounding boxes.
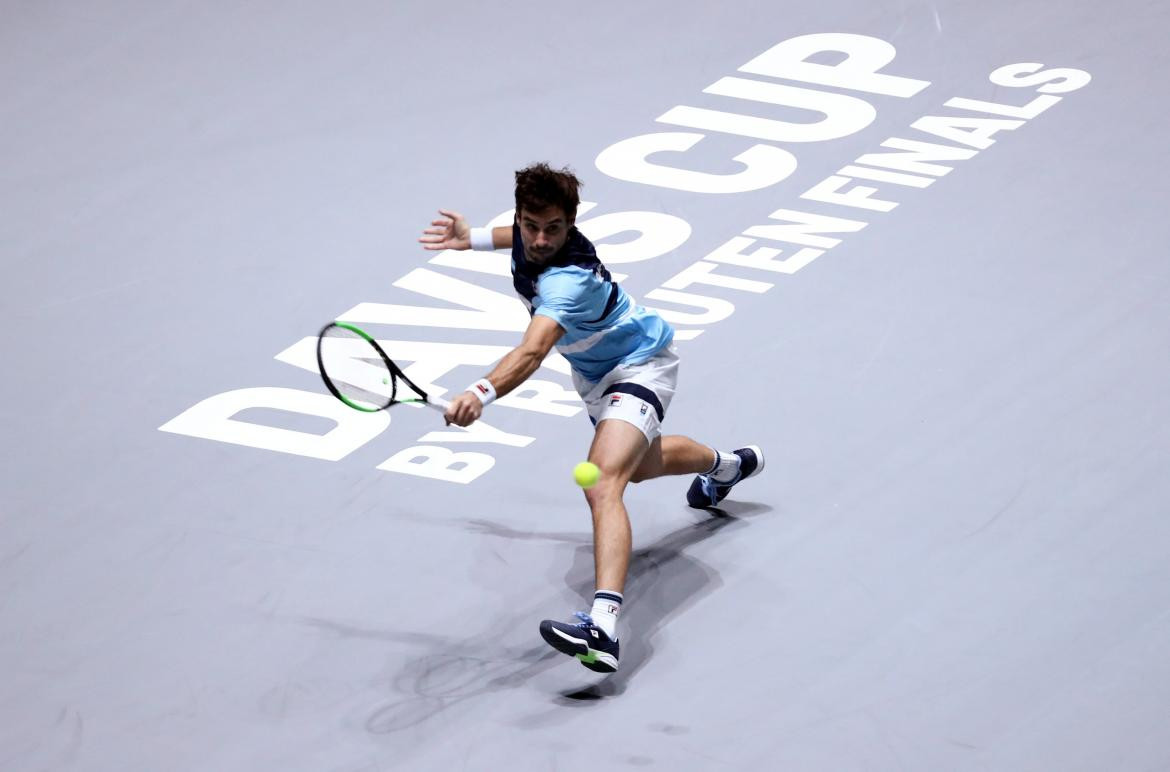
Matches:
[346,502,771,734]
[557,502,772,703]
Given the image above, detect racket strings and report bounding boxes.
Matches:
[319,325,398,410]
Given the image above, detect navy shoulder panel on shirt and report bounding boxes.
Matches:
[511,224,615,315]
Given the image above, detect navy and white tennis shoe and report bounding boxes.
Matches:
[539,612,620,673]
[686,445,765,508]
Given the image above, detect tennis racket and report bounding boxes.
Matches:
[316,322,449,414]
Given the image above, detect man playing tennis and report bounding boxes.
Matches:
[420,163,764,673]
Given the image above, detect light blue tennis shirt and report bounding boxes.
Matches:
[511,224,674,383]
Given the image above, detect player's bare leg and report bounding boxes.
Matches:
[629,435,715,482]
[633,434,766,508]
[538,417,648,673]
[583,418,651,593]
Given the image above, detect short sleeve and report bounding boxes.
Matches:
[534,268,605,330]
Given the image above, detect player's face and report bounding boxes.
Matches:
[517,206,572,264]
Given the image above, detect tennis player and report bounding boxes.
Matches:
[420,163,764,673]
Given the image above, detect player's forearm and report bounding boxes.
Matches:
[491,225,513,249]
[484,346,543,396]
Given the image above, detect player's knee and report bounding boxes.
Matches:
[583,476,625,507]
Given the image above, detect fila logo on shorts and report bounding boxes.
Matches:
[608,394,623,407]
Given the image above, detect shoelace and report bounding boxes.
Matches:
[573,611,596,628]
[701,461,745,502]
[572,611,618,644]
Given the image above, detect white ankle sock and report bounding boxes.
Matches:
[590,590,623,639]
[706,449,741,483]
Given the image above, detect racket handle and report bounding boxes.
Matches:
[426,396,450,412]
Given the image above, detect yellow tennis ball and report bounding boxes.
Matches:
[573,461,600,488]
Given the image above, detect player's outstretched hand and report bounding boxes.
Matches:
[419,209,471,251]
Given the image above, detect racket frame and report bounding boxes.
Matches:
[316,321,447,413]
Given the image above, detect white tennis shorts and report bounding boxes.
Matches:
[571,345,679,443]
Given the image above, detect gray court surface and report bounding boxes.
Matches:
[4,2,1170,770]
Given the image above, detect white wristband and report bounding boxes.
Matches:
[469,227,495,251]
[467,378,497,406]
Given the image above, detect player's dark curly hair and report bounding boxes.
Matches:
[514,162,582,220]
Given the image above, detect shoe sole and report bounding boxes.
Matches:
[539,622,619,673]
[576,649,618,673]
